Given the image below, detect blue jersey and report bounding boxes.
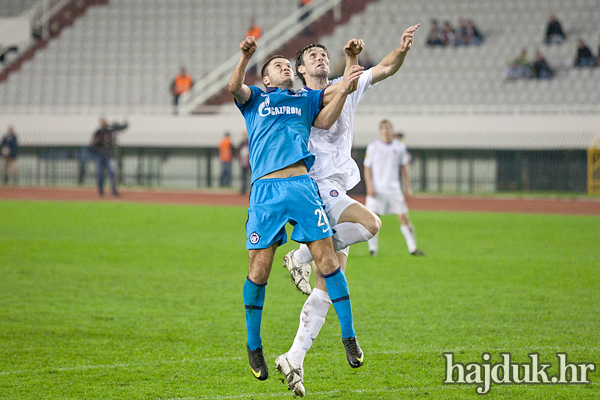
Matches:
[236,86,325,183]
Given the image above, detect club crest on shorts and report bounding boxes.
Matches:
[249,232,260,244]
[330,189,339,198]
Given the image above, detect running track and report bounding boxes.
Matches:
[1,186,599,216]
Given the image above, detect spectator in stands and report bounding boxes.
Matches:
[441,21,456,47]
[89,118,128,197]
[1,125,18,185]
[574,39,597,67]
[544,14,566,45]
[426,19,443,46]
[506,61,521,80]
[245,18,262,40]
[238,131,250,195]
[456,19,483,46]
[218,132,233,187]
[532,50,554,79]
[170,67,194,115]
[507,49,533,80]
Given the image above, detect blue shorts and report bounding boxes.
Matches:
[246,174,333,249]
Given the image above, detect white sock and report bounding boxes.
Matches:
[401,224,417,253]
[294,244,313,264]
[368,232,379,253]
[294,223,373,263]
[287,288,331,366]
[331,222,374,252]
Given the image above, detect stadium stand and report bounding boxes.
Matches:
[0,0,300,114]
[0,0,37,16]
[1,0,598,115]
[318,0,600,114]
[0,0,599,193]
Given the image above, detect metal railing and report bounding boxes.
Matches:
[6,146,589,194]
[0,0,70,75]
[29,0,71,40]
[179,0,342,115]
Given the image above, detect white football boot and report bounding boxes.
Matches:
[283,250,312,295]
[275,353,305,397]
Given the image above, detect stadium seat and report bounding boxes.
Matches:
[1,0,599,114]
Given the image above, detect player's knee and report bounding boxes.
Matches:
[248,264,269,284]
[248,255,271,284]
[364,213,382,236]
[313,249,338,275]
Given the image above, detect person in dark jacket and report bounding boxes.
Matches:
[574,39,597,67]
[544,14,566,44]
[1,125,18,184]
[533,50,554,79]
[90,118,128,197]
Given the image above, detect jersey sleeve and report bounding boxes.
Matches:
[350,68,375,108]
[235,86,261,112]
[363,143,374,167]
[330,66,375,105]
[307,88,326,123]
[400,144,411,166]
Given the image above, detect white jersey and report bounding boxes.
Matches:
[364,139,411,195]
[305,68,376,191]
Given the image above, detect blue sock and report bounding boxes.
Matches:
[243,277,266,351]
[323,267,356,339]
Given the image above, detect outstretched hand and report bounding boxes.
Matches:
[399,23,420,52]
[344,38,364,57]
[340,64,364,94]
[240,36,257,58]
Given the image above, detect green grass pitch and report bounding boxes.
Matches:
[1,200,599,399]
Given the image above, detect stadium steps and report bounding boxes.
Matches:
[197,0,377,109]
[0,0,108,83]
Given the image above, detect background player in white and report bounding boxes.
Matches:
[364,119,424,256]
[276,24,420,397]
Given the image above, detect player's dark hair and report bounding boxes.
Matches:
[261,55,287,80]
[294,44,329,86]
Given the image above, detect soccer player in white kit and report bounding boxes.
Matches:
[276,24,420,397]
[364,119,424,256]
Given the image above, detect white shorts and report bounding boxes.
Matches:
[365,193,409,216]
[316,179,358,257]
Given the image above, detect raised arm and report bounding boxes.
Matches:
[323,38,364,104]
[371,23,420,84]
[228,36,257,105]
[314,64,364,129]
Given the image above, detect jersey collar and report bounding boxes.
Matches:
[266,86,304,95]
[303,81,333,92]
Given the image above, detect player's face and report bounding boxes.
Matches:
[264,58,294,88]
[379,122,394,143]
[302,47,330,78]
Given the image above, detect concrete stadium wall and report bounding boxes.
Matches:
[1,113,599,150]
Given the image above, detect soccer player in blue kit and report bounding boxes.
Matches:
[228,35,365,382]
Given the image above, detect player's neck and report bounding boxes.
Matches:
[305,75,329,90]
[272,83,294,91]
